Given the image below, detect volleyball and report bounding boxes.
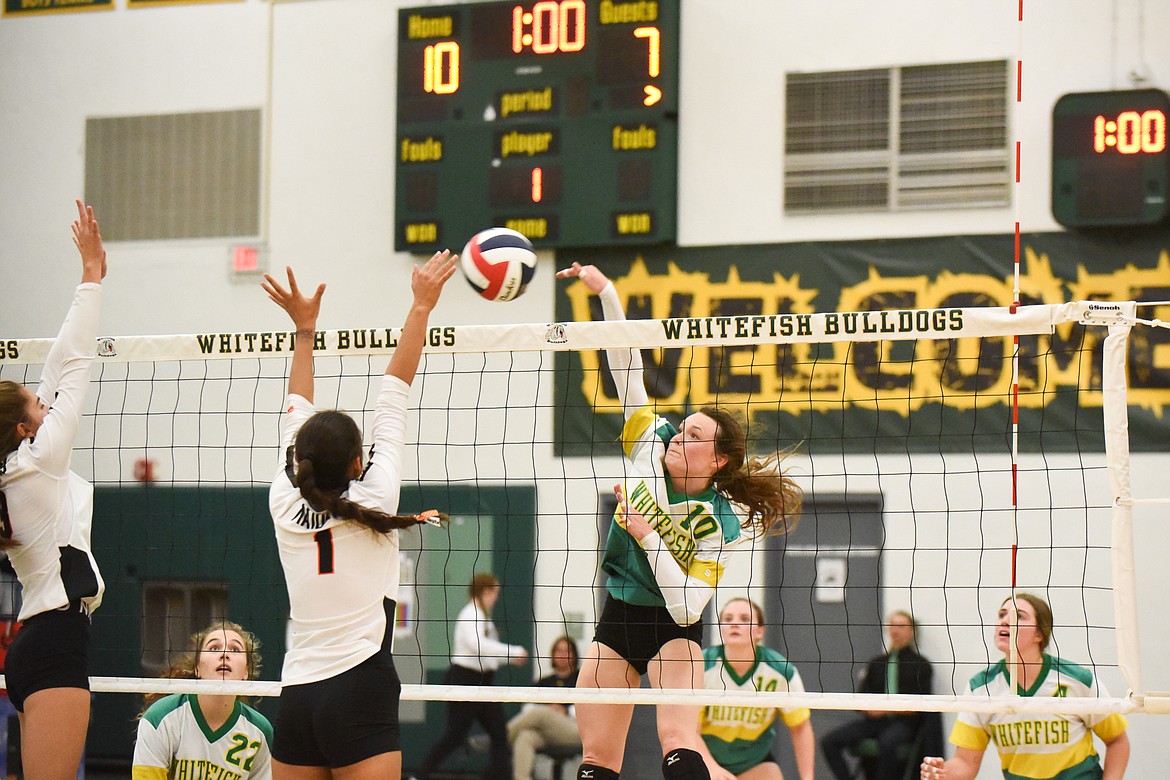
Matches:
[460,227,537,302]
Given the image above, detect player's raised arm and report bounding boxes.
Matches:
[386,249,457,386]
[556,262,648,416]
[0,199,110,780]
[261,266,324,403]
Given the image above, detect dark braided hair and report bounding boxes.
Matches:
[293,410,423,534]
[700,406,802,538]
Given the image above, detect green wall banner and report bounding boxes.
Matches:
[554,231,1170,455]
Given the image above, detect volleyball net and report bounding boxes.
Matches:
[0,297,1166,718]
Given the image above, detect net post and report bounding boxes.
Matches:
[1100,306,1143,698]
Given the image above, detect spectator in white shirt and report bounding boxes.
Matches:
[415,572,529,780]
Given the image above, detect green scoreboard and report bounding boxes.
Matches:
[394,0,680,252]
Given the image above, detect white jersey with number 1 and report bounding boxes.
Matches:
[269,374,410,686]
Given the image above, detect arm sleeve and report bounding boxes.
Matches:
[371,374,410,473]
[949,718,990,751]
[131,716,172,780]
[637,531,714,626]
[275,393,315,480]
[348,374,411,514]
[951,681,991,750]
[1091,713,1128,741]
[780,666,812,725]
[597,282,648,417]
[27,283,102,475]
[1083,676,1127,736]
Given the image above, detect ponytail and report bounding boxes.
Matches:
[294,454,420,533]
[0,382,27,549]
[292,410,441,534]
[0,381,28,464]
[701,406,803,538]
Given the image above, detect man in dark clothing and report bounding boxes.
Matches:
[821,611,934,780]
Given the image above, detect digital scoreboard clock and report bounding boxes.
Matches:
[1052,88,1170,228]
[394,0,679,251]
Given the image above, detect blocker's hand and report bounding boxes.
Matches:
[262,266,325,332]
[555,262,609,295]
[412,249,458,311]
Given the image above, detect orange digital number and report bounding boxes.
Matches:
[511,0,586,55]
[423,41,460,94]
[634,26,660,77]
[1093,109,1166,154]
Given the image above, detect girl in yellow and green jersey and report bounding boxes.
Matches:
[556,262,803,780]
[921,593,1129,780]
[699,598,815,780]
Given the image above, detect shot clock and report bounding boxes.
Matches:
[1052,88,1170,228]
[395,0,679,251]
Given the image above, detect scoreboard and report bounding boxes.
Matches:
[1052,89,1170,228]
[394,0,679,251]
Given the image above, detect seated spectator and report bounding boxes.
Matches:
[698,597,815,780]
[822,611,933,780]
[508,636,583,780]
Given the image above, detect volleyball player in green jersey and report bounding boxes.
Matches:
[133,621,273,780]
[699,598,814,780]
[921,593,1130,780]
[556,263,803,780]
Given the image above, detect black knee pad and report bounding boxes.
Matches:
[662,748,709,780]
[577,763,620,780]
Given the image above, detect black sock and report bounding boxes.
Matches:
[662,748,709,780]
[577,763,620,780]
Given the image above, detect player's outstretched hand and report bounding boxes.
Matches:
[555,262,609,295]
[262,266,325,332]
[72,199,107,284]
[411,249,458,312]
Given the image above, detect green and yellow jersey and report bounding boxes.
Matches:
[700,645,810,775]
[603,406,744,608]
[951,655,1127,780]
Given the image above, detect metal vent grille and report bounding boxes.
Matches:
[85,109,262,241]
[785,61,1009,213]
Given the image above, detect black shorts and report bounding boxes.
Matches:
[593,594,703,676]
[5,605,91,712]
[272,646,402,767]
